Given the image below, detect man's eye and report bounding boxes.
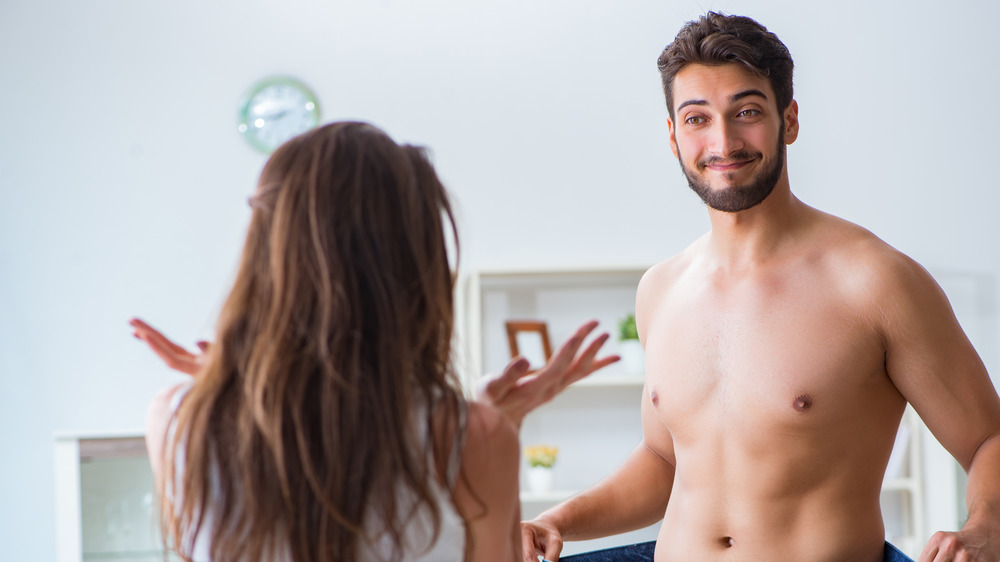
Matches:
[685,116,705,125]
[737,109,760,118]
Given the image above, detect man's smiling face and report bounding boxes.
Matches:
[667,63,797,213]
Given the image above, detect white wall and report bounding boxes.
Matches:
[2,0,998,558]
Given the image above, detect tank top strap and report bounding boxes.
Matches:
[169,380,195,414]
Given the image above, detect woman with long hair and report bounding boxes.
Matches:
[135,121,615,561]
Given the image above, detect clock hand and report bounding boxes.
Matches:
[264,108,290,120]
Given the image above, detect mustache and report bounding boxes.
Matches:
[698,151,762,168]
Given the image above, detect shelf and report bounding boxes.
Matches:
[79,437,147,461]
[520,490,576,504]
[474,266,649,287]
[573,374,644,388]
[83,550,168,560]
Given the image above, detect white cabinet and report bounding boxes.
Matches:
[54,431,176,562]
[462,265,927,558]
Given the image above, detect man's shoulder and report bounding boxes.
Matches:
[812,212,929,297]
[639,234,707,288]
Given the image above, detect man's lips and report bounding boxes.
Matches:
[699,154,760,171]
[705,160,751,171]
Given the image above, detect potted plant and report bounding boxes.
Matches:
[618,313,644,375]
[524,445,558,493]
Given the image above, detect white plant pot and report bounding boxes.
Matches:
[619,339,645,375]
[526,467,554,493]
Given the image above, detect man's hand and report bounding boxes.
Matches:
[129,317,209,376]
[521,517,564,562]
[919,527,1000,562]
[475,320,619,428]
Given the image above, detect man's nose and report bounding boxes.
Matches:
[708,121,744,155]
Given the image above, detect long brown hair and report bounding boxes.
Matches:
[161,122,465,561]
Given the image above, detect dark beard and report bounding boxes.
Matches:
[678,132,785,213]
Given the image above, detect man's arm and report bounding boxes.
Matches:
[521,385,675,561]
[876,252,1000,562]
[940,434,1000,561]
[520,265,677,561]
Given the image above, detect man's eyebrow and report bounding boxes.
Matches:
[731,89,768,102]
[676,99,707,112]
[676,89,769,113]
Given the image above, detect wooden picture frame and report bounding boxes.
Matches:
[505,320,553,371]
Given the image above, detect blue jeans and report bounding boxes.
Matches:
[553,540,913,561]
[554,541,655,562]
[885,541,914,562]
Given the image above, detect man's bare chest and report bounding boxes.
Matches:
[642,279,888,435]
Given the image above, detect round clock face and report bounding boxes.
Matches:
[238,77,321,153]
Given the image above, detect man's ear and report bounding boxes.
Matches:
[667,117,679,158]
[784,100,799,145]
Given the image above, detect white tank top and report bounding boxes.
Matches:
[166,382,467,561]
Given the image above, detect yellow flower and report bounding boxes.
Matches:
[524,445,559,468]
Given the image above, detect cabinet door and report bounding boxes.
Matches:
[56,434,174,562]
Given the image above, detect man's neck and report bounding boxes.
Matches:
[703,181,808,272]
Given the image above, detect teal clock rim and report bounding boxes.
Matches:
[237,76,322,154]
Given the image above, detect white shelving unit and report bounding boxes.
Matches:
[463,266,659,555]
[881,406,925,558]
[463,265,928,558]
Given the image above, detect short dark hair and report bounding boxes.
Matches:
[657,12,794,119]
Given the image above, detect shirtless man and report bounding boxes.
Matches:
[521,13,1000,562]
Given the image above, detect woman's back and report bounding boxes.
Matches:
[147,381,513,561]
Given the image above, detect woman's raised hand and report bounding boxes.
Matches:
[475,320,620,427]
[129,317,209,377]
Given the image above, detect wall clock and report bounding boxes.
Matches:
[237,76,321,153]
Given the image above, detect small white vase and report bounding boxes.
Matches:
[619,339,645,375]
[526,467,554,493]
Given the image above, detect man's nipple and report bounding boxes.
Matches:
[793,393,813,412]
[650,390,659,406]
